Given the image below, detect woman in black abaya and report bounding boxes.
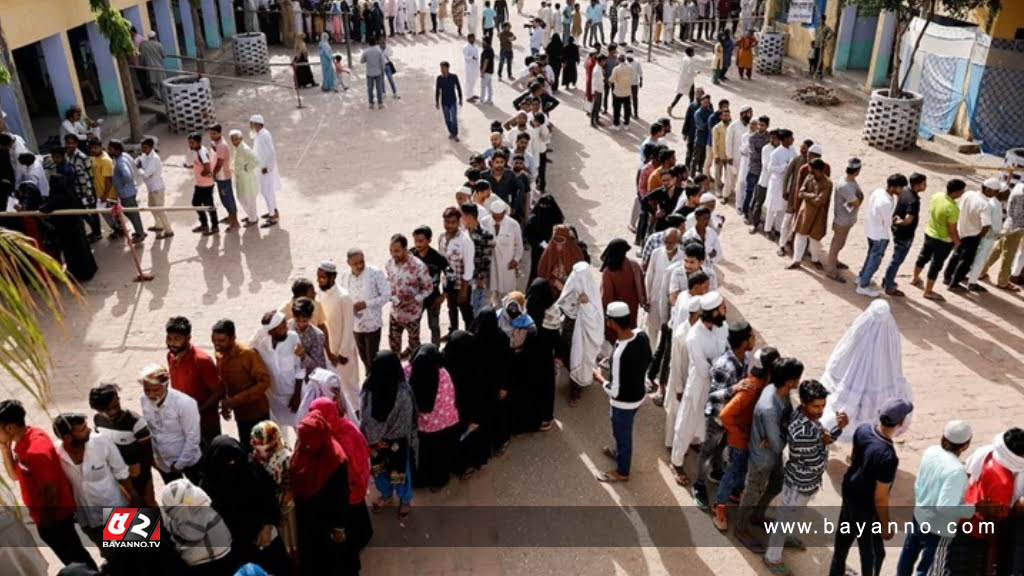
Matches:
[40,176,97,282]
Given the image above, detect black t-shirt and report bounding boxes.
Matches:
[415,247,449,307]
[481,47,495,75]
[892,188,921,241]
[94,409,151,466]
[841,423,898,506]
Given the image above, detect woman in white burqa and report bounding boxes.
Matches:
[556,261,604,407]
[819,300,914,437]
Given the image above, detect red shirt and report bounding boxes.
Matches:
[168,345,223,435]
[963,454,1015,539]
[13,427,75,526]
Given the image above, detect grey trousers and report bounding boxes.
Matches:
[736,460,784,531]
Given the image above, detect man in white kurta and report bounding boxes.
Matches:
[249,114,282,224]
[316,260,361,413]
[662,0,676,43]
[555,261,605,388]
[670,291,728,469]
[643,230,684,340]
[253,311,306,436]
[763,130,796,237]
[734,120,755,208]
[664,293,701,449]
[481,198,524,300]
[463,36,480,100]
[467,0,480,36]
[724,105,751,204]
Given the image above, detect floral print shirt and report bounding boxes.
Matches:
[403,365,460,433]
[385,255,434,324]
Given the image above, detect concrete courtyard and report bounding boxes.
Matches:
[4,5,1022,574]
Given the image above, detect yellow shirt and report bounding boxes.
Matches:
[92,152,115,201]
[712,121,730,160]
[609,63,633,98]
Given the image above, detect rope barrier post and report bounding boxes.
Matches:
[343,13,353,69]
[112,202,154,283]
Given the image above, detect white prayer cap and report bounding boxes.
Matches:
[249,114,265,125]
[228,129,243,138]
[943,420,973,444]
[982,177,1008,192]
[572,261,590,274]
[808,143,823,156]
[606,301,630,318]
[490,198,509,215]
[700,291,724,311]
[739,104,752,113]
[148,30,157,39]
[699,192,717,204]
[261,311,286,333]
[318,260,338,273]
[138,363,169,385]
[457,185,472,196]
[687,296,702,313]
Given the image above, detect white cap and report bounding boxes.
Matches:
[148,30,157,39]
[249,114,265,124]
[982,177,1008,192]
[943,420,973,444]
[490,198,509,215]
[699,192,717,204]
[700,291,724,311]
[318,260,338,273]
[808,143,823,156]
[739,104,752,113]
[687,296,702,313]
[606,301,630,318]
[457,185,472,196]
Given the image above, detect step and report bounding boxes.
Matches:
[933,132,981,155]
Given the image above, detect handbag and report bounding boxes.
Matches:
[386,60,397,75]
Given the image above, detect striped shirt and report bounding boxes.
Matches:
[784,410,828,494]
[704,349,747,423]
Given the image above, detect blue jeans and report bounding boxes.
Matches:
[119,195,145,235]
[384,67,398,95]
[895,516,941,576]
[742,171,759,215]
[882,236,913,291]
[215,179,237,215]
[366,75,384,104]
[499,50,513,78]
[373,450,413,504]
[610,406,638,476]
[715,447,748,504]
[858,238,889,288]
[471,285,489,316]
[441,103,459,137]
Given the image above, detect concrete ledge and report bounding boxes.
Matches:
[932,132,982,155]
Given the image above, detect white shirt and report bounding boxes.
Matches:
[136,150,165,191]
[19,160,50,198]
[629,59,643,86]
[60,119,90,142]
[684,225,723,264]
[676,55,695,94]
[725,120,747,163]
[864,188,896,241]
[984,196,1003,240]
[439,229,476,282]
[463,42,479,69]
[590,64,606,94]
[757,144,775,187]
[140,388,202,473]
[530,27,543,51]
[318,283,358,357]
[341,265,392,333]
[252,127,277,172]
[957,190,993,238]
[58,433,130,528]
[256,330,306,428]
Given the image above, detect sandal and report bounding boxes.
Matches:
[260,218,278,228]
[763,560,792,575]
[398,502,411,520]
[923,291,945,302]
[596,471,628,483]
[997,283,1021,292]
[674,471,690,487]
[539,420,553,431]
[372,497,391,513]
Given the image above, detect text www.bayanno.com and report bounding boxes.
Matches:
[763,519,995,539]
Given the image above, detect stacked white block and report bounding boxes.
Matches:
[233,32,270,76]
[756,32,785,75]
[862,89,923,151]
[163,76,216,134]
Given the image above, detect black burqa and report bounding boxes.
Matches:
[526,278,558,427]
[470,308,512,453]
[561,36,580,87]
[201,435,289,575]
[40,177,97,281]
[410,343,457,489]
[546,34,564,90]
[444,330,490,472]
[524,195,565,281]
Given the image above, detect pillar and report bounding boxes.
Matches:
[866,10,897,91]
[39,33,84,120]
[122,5,150,37]
[200,0,223,49]
[833,4,857,71]
[179,0,197,58]
[152,0,182,70]
[86,22,126,114]
[218,0,237,39]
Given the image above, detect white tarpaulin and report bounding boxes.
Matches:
[789,0,815,24]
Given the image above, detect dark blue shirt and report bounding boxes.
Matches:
[694,106,713,144]
[435,74,463,106]
[841,423,899,506]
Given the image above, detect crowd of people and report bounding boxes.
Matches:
[2,2,1024,576]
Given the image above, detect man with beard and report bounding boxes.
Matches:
[54,412,140,548]
[681,86,705,169]
[385,233,434,356]
[166,316,223,446]
[724,105,751,206]
[138,364,202,483]
[511,154,533,202]
[317,260,361,411]
[439,206,476,333]
[483,149,525,221]
[743,115,770,224]
[212,319,271,450]
[252,310,306,442]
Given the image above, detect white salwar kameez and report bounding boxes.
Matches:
[252,127,282,215]
[764,144,795,234]
[734,130,752,207]
[555,261,604,387]
[670,319,727,462]
[254,330,306,430]
[665,293,696,450]
[463,43,480,97]
[819,300,914,439]
[724,120,748,202]
[482,214,524,298]
[644,246,684,337]
[318,283,361,413]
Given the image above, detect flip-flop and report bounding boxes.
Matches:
[923,292,945,301]
[596,472,628,483]
[784,535,805,549]
[763,560,792,575]
[997,283,1021,292]
[371,498,390,513]
[398,503,411,520]
[674,472,690,486]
